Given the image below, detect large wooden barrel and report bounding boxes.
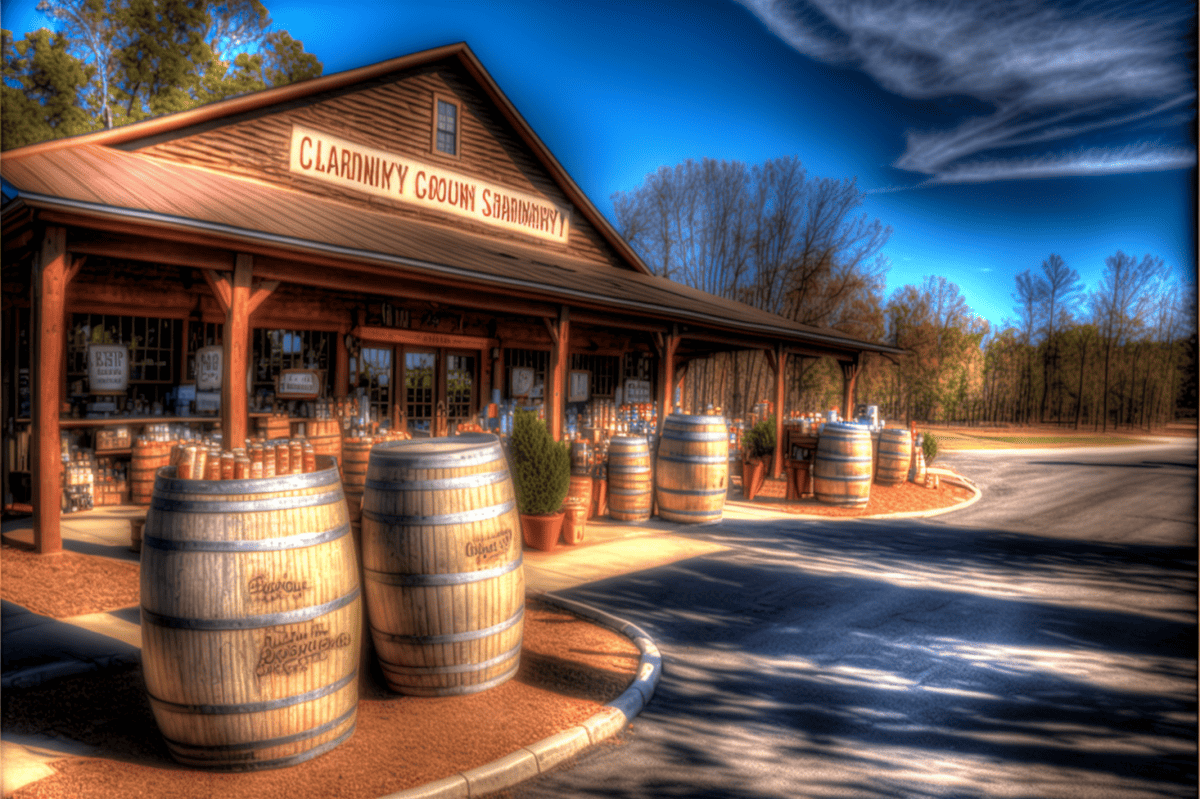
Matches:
[139,456,360,771]
[131,438,175,505]
[341,435,374,524]
[813,423,873,507]
[306,420,343,477]
[654,414,728,524]
[360,434,524,696]
[875,428,912,486]
[606,436,652,522]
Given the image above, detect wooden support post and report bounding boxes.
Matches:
[31,227,68,554]
[657,326,680,432]
[221,255,253,447]
[335,327,350,398]
[841,356,860,424]
[546,307,569,441]
[773,344,788,479]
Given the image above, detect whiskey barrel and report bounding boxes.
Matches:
[813,423,873,507]
[875,428,912,486]
[654,414,728,524]
[606,436,652,522]
[341,435,374,524]
[139,456,360,771]
[131,438,175,505]
[360,434,524,696]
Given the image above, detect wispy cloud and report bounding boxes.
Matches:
[736,0,1196,182]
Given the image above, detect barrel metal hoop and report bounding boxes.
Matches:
[361,499,515,527]
[378,641,522,677]
[373,605,523,645]
[659,507,723,518]
[370,437,502,469]
[607,465,650,474]
[815,452,873,463]
[143,522,351,552]
[151,487,346,514]
[658,454,727,464]
[606,487,651,496]
[656,486,727,497]
[666,414,727,424]
[386,664,521,697]
[661,430,727,442]
[812,473,873,483]
[168,723,356,772]
[161,705,356,754]
[147,670,356,715]
[364,554,522,587]
[142,585,360,631]
[363,469,508,492]
[153,465,340,495]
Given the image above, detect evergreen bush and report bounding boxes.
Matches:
[922,432,938,465]
[742,416,776,459]
[509,408,571,515]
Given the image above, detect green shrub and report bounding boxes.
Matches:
[742,416,776,459]
[509,408,571,515]
[922,432,938,465]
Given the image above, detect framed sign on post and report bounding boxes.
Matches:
[510,366,535,397]
[568,370,590,403]
[195,345,222,391]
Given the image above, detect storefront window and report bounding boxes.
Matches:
[405,351,435,436]
[352,346,392,425]
[251,328,335,401]
[66,313,182,409]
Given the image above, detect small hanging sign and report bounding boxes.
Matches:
[568,370,591,403]
[277,369,322,400]
[195,345,223,391]
[87,344,129,395]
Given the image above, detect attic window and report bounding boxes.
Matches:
[434,96,459,156]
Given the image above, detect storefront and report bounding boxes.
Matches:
[1,42,902,552]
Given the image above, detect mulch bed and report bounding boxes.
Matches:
[3,598,639,799]
[738,473,974,517]
[1,544,141,618]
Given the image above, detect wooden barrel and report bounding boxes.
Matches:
[259,415,291,441]
[307,424,343,477]
[606,436,652,522]
[341,435,374,523]
[655,414,728,524]
[910,445,927,485]
[567,474,592,519]
[875,428,912,486]
[562,498,588,545]
[131,438,175,505]
[360,434,524,696]
[139,456,360,771]
[813,423,873,507]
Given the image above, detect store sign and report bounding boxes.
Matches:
[277,369,321,400]
[288,124,571,244]
[195,345,223,391]
[88,344,129,394]
[569,370,590,403]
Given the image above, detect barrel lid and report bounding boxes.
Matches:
[370,433,503,468]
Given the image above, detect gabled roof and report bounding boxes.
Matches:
[1,43,903,359]
[2,42,652,277]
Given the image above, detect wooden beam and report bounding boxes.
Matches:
[353,325,498,352]
[335,327,350,397]
[68,230,235,271]
[203,269,232,315]
[547,306,569,441]
[841,355,860,423]
[32,226,67,554]
[246,280,279,316]
[657,325,680,429]
[543,317,559,346]
[221,254,252,447]
[773,344,788,479]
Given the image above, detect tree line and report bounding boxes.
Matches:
[613,158,1196,430]
[2,0,321,150]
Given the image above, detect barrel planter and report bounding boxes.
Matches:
[131,438,175,505]
[606,436,652,522]
[139,456,360,771]
[812,422,873,507]
[875,428,912,486]
[655,414,728,524]
[360,434,524,697]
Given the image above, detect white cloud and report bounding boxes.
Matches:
[736,0,1196,182]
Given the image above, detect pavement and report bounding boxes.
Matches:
[0,470,979,799]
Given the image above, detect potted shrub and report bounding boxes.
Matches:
[741,416,775,500]
[509,408,572,551]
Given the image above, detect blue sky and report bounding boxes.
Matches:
[3,0,1195,332]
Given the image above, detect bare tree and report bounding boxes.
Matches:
[1037,254,1082,423]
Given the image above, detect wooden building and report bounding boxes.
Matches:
[1,43,902,553]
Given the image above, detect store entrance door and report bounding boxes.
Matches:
[403,349,477,437]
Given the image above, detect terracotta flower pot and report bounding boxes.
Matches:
[521,511,565,552]
[742,456,766,500]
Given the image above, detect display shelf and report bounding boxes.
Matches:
[58,416,219,428]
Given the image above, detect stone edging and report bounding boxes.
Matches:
[379,593,662,799]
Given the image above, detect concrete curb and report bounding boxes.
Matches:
[379,594,662,799]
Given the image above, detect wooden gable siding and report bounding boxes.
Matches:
[134,62,627,271]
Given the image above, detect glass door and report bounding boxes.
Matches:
[446,351,477,431]
[405,350,436,437]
